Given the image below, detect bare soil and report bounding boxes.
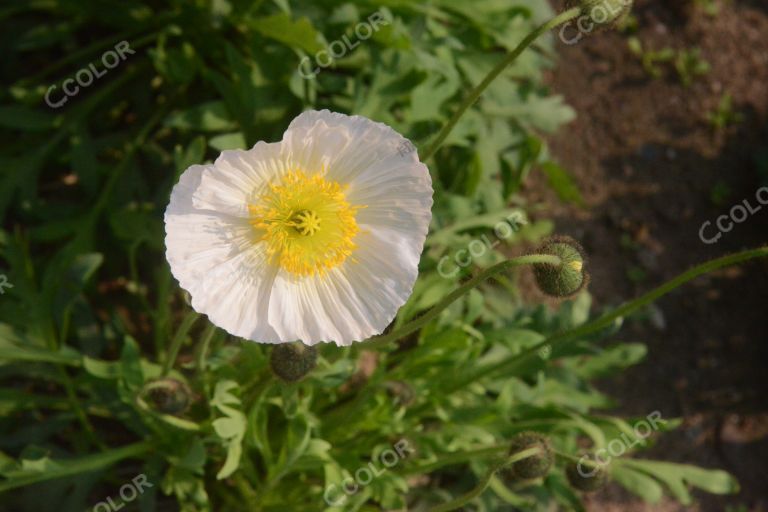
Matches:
[536,0,768,510]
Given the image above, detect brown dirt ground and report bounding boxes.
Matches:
[532,0,768,510]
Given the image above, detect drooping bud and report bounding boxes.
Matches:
[142,378,191,414]
[501,431,553,480]
[566,455,608,492]
[533,236,588,298]
[566,0,634,29]
[270,342,318,383]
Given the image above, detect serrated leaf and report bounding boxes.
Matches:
[250,13,325,54]
[541,161,584,206]
[613,466,665,504]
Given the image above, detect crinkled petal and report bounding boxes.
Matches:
[165,145,284,342]
[166,111,432,345]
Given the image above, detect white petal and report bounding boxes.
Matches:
[281,108,432,268]
[282,109,416,184]
[189,142,287,217]
[165,147,283,342]
[270,111,431,345]
[167,111,433,346]
[266,218,427,346]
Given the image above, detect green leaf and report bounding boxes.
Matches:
[209,132,246,151]
[0,105,56,131]
[613,466,665,504]
[174,136,207,175]
[618,459,740,504]
[250,13,325,54]
[119,336,144,392]
[0,324,81,366]
[211,381,246,479]
[213,417,244,439]
[83,356,121,379]
[165,101,237,132]
[570,343,648,378]
[540,161,584,206]
[410,75,460,122]
[0,442,150,492]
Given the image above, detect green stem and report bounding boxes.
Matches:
[451,246,768,391]
[362,254,560,350]
[552,449,586,464]
[162,310,200,376]
[56,367,107,451]
[427,446,541,512]
[196,322,217,373]
[403,444,506,476]
[421,7,582,161]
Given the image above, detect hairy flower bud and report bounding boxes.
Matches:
[142,378,191,415]
[566,0,633,29]
[501,431,553,480]
[270,342,318,382]
[533,236,588,298]
[566,455,608,492]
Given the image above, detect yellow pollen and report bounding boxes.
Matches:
[568,260,583,272]
[249,170,362,276]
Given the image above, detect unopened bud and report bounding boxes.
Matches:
[533,236,588,298]
[142,378,191,414]
[566,455,608,492]
[500,431,553,480]
[270,342,318,382]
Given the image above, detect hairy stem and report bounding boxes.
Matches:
[421,7,582,161]
[427,446,541,512]
[363,254,561,350]
[163,310,200,375]
[452,246,768,391]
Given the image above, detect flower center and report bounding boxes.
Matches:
[249,170,361,276]
[288,210,321,237]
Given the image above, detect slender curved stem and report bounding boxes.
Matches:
[163,310,200,375]
[196,322,217,373]
[362,254,561,350]
[553,449,587,464]
[420,7,582,161]
[450,246,768,391]
[427,446,541,512]
[403,444,507,476]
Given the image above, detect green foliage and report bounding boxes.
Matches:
[627,38,710,87]
[0,0,743,511]
[707,93,744,132]
[693,0,722,17]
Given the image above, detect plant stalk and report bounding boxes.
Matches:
[427,446,541,512]
[363,254,561,350]
[421,7,582,161]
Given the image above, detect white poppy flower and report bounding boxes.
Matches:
[164,110,433,346]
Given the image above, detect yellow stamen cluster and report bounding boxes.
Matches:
[249,170,361,276]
